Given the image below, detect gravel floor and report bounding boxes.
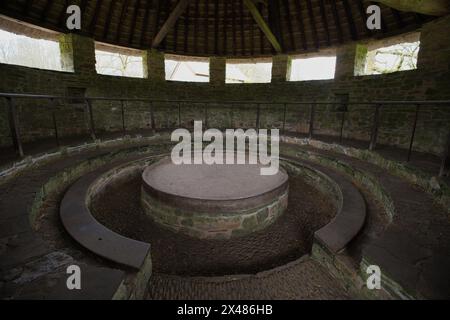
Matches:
[91,171,336,276]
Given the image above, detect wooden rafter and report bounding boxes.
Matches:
[161,0,172,50]
[214,0,218,54]
[115,0,130,42]
[268,0,283,52]
[391,8,405,28]
[41,0,54,21]
[318,0,331,46]
[204,0,209,53]
[244,0,282,53]
[357,0,372,37]
[282,0,296,51]
[23,0,33,15]
[89,0,104,35]
[139,0,152,47]
[294,0,307,51]
[223,0,227,54]
[58,0,68,28]
[306,0,320,48]
[241,0,246,55]
[103,0,116,39]
[342,0,358,40]
[232,0,237,55]
[330,0,343,44]
[128,0,141,44]
[258,2,265,54]
[184,2,190,53]
[193,0,199,53]
[152,0,190,48]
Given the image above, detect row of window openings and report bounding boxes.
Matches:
[0,28,420,82]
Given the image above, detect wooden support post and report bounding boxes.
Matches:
[282,103,287,135]
[369,104,381,151]
[84,99,96,141]
[7,97,24,157]
[309,103,315,139]
[407,104,420,162]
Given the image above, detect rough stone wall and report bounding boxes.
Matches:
[0,16,449,155]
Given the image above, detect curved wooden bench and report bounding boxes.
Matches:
[282,157,366,254]
[60,169,151,270]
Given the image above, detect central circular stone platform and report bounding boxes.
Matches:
[141,156,289,239]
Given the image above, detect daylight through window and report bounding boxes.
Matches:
[0,29,63,71]
[226,59,272,84]
[165,55,210,82]
[289,56,336,81]
[95,44,144,78]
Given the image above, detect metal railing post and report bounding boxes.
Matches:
[84,99,96,141]
[121,100,126,135]
[6,97,24,157]
[178,102,181,127]
[204,103,208,129]
[256,103,261,130]
[309,103,315,139]
[150,102,156,133]
[50,98,60,147]
[339,108,346,143]
[369,104,381,151]
[439,130,450,177]
[407,104,420,162]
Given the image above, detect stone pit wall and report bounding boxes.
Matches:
[0,16,449,155]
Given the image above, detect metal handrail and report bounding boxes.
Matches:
[1,92,450,105]
[1,92,449,177]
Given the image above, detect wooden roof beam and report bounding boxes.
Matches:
[152,0,190,48]
[371,0,450,16]
[244,0,282,53]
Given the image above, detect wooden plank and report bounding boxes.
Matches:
[244,0,282,53]
[152,0,190,48]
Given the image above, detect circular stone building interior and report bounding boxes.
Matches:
[0,0,449,301]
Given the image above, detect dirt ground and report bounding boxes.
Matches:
[91,171,336,276]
